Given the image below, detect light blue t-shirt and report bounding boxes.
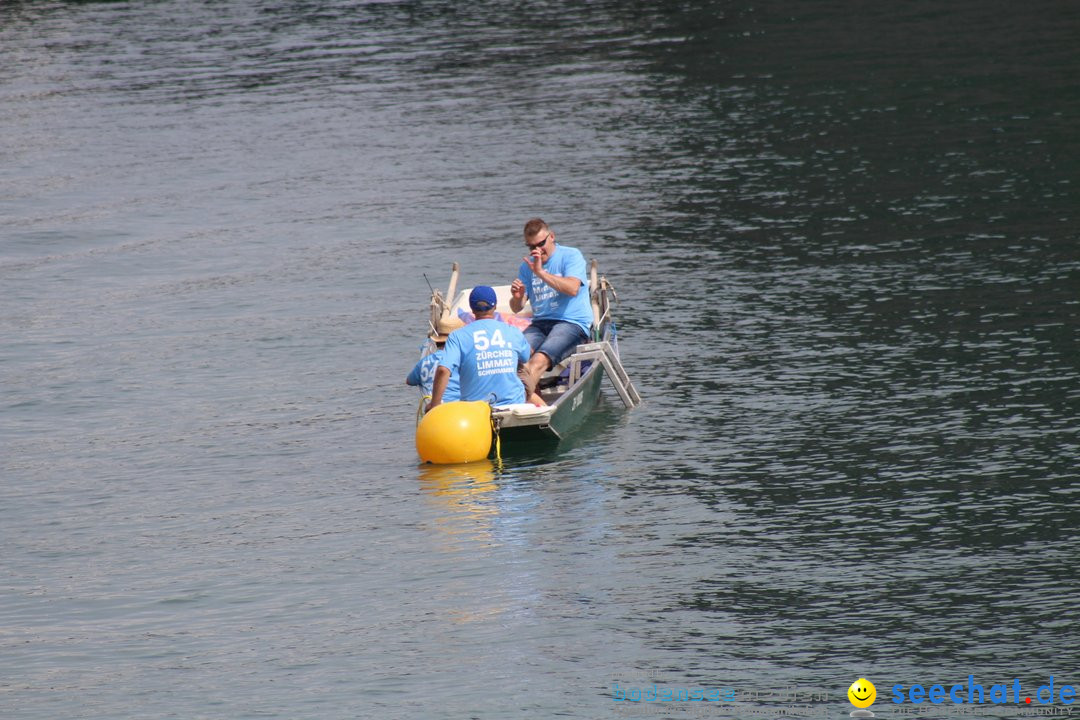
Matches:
[440,318,531,406]
[406,349,460,401]
[517,244,593,334]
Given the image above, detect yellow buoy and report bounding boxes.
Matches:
[415,401,493,464]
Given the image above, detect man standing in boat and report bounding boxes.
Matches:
[509,218,592,399]
[427,286,531,411]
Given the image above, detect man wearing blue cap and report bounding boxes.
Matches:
[427,285,531,410]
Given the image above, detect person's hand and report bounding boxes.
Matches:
[425,399,440,413]
[510,278,526,299]
[522,248,543,272]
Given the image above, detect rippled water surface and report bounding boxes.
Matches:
[2,1,1078,718]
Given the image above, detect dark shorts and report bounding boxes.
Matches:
[523,319,589,367]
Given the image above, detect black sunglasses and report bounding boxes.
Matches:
[526,233,551,251]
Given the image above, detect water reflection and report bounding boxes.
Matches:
[415,460,525,629]
[417,459,500,549]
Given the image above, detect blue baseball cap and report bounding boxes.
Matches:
[469,285,497,312]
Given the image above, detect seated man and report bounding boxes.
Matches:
[509,218,592,398]
[427,286,531,410]
[405,319,460,402]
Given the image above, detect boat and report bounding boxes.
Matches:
[419,260,640,447]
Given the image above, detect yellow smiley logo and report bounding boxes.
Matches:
[848,678,877,708]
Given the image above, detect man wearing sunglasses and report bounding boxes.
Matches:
[509,218,592,401]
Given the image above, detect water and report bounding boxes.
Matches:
[2,1,1078,718]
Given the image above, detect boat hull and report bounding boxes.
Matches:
[495,361,605,445]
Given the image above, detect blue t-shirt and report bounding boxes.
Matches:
[440,318,531,406]
[517,244,593,334]
[407,349,460,401]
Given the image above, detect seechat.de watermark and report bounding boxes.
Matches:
[847,677,1075,718]
[890,677,1076,707]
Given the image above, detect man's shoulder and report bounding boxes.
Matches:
[553,245,587,281]
[555,244,586,267]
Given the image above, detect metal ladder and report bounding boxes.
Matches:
[574,341,642,408]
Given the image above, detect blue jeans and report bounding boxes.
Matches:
[523,319,589,367]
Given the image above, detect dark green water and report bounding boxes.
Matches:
[2,1,1078,718]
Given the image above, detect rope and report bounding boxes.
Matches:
[490,410,502,466]
[603,276,619,305]
[416,394,430,425]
